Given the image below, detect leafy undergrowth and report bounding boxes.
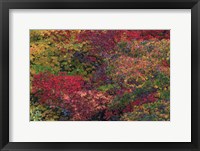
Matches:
[30,30,170,121]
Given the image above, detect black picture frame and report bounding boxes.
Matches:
[0,0,200,151]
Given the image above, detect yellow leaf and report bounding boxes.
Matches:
[154,85,158,89]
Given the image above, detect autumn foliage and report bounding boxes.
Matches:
[30,30,170,121]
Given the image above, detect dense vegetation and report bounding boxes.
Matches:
[30,30,170,121]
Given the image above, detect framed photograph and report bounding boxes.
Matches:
[0,0,200,150]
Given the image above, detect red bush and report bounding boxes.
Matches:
[32,72,84,105]
[32,72,113,120]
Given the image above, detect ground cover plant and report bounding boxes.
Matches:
[30,30,170,121]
